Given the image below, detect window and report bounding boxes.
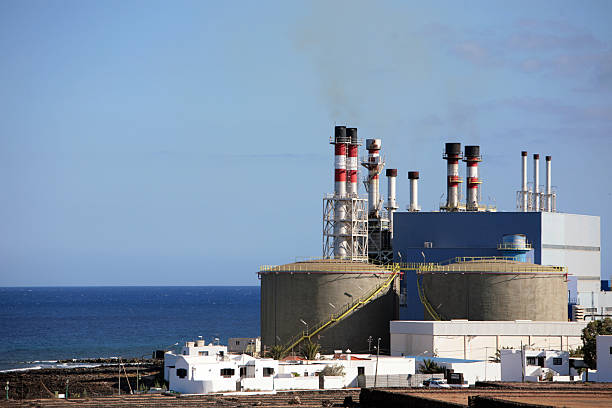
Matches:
[553,358,562,365]
[176,368,187,378]
[304,372,308,377]
[236,341,240,345]
[220,368,235,377]
[219,351,224,357]
[526,357,536,365]
[609,347,612,355]
[240,367,247,377]
[358,367,365,376]
[263,367,274,377]
[585,307,597,312]
[198,351,209,356]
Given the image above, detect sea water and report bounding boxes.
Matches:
[0,286,259,371]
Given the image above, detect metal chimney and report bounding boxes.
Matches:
[533,154,540,211]
[464,145,481,211]
[363,139,383,217]
[443,143,463,210]
[346,128,359,196]
[408,171,420,212]
[385,168,398,237]
[546,155,552,212]
[521,151,528,211]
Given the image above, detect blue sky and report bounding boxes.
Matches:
[1,1,610,285]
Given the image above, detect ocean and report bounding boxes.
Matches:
[0,286,260,371]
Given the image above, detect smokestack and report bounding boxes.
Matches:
[346,128,359,196]
[386,169,398,237]
[408,171,419,212]
[364,139,383,216]
[332,126,348,258]
[443,143,463,210]
[546,155,552,212]
[333,126,348,197]
[533,154,540,211]
[521,151,528,212]
[464,145,481,211]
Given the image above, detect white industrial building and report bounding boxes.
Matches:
[595,335,612,382]
[390,320,587,360]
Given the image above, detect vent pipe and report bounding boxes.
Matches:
[533,154,540,211]
[408,171,420,212]
[346,128,359,196]
[443,143,463,210]
[386,168,398,237]
[464,145,482,211]
[546,155,552,212]
[521,151,528,211]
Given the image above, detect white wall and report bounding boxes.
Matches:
[442,361,501,385]
[596,335,612,382]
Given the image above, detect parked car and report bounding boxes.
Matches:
[428,379,451,388]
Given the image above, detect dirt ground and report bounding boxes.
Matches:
[1,367,612,408]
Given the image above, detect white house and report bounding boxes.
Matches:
[165,344,416,394]
[228,337,261,356]
[500,349,577,382]
[595,335,612,382]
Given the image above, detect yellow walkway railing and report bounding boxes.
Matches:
[283,266,399,353]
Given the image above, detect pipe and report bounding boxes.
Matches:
[386,169,398,237]
[533,154,540,212]
[464,145,481,211]
[408,171,419,212]
[364,139,383,216]
[521,151,528,212]
[332,126,348,258]
[443,143,463,210]
[546,155,552,212]
[346,128,359,196]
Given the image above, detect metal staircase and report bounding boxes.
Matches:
[283,266,399,353]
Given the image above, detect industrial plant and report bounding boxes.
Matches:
[258,125,608,357]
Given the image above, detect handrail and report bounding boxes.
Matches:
[416,272,442,321]
[282,266,399,353]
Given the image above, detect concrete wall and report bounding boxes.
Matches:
[261,271,399,353]
[393,211,601,320]
[422,272,568,321]
[390,321,586,359]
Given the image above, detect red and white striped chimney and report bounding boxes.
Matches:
[443,143,463,210]
[346,128,359,196]
[332,126,349,259]
[333,126,347,198]
[365,139,383,216]
[464,145,481,211]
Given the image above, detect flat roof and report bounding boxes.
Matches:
[391,320,587,336]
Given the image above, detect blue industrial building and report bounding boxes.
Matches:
[392,211,601,320]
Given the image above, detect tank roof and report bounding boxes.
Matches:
[259,259,393,274]
[421,259,565,275]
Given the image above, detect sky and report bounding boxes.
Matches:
[1,0,611,286]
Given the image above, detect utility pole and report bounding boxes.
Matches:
[520,341,525,383]
[65,379,69,399]
[374,338,381,388]
[118,363,121,395]
[5,381,8,400]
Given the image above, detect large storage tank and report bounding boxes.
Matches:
[420,259,567,321]
[260,259,399,353]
